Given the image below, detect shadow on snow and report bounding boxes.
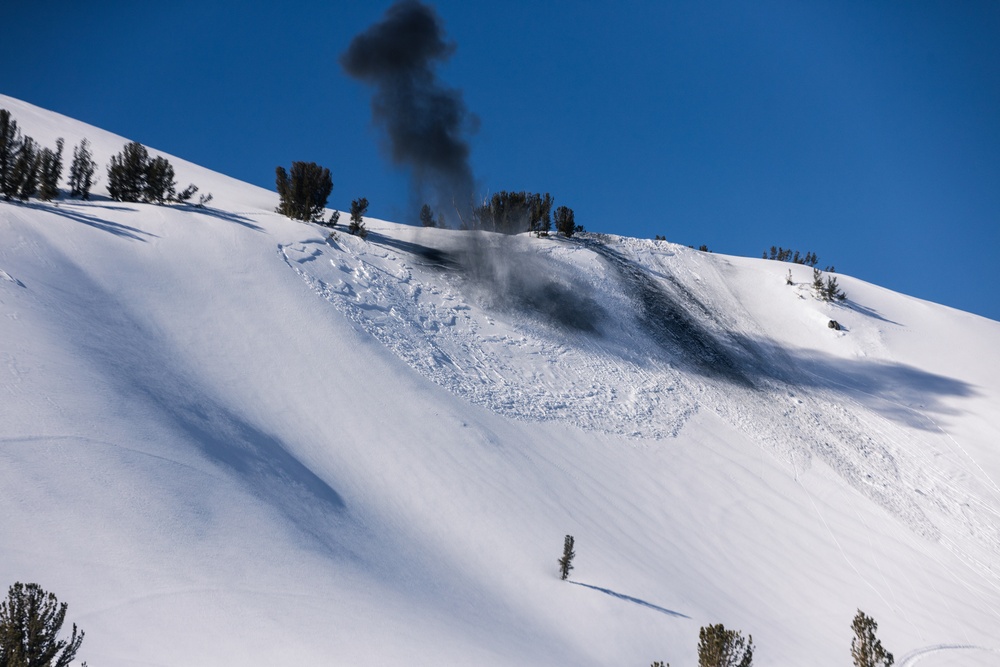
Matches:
[568,581,690,619]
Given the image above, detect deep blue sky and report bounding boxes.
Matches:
[4,1,999,321]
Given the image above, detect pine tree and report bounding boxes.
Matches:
[144,155,175,204]
[697,624,753,667]
[11,137,40,201]
[554,205,576,237]
[68,139,97,200]
[176,183,199,203]
[0,582,85,667]
[528,192,553,233]
[558,534,575,580]
[349,197,369,237]
[37,138,64,201]
[851,610,893,667]
[419,203,436,227]
[812,267,824,294]
[275,161,333,222]
[107,141,150,202]
[0,109,24,200]
[473,191,555,234]
[824,275,846,302]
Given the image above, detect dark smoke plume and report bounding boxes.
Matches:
[341,1,476,224]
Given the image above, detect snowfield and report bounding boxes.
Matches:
[2,94,999,666]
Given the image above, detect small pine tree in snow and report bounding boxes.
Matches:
[851,610,893,667]
[10,137,40,201]
[530,192,553,233]
[68,138,97,200]
[37,138,64,201]
[349,197,369,237]
[824,275,846,301]
[558,534,575,580]
[0,109,23,200]
[0,582,85,667]
[554,205,575,237]
[419,203,436,227]
[698,624,753,667]
[812,267,824,294]
[813,268,847,302]
[176,183,199,203]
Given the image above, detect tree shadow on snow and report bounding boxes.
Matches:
[22,201,156,241]
[568,581,690,618]
[186,205,264,231]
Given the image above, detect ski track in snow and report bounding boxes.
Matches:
[900,644,1000,666]
[280,231,1000,595]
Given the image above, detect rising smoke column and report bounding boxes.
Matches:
[340,1,476,225]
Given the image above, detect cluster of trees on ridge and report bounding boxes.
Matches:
[106,141,210,206]
[273,159,584,240]
[0,108,211,208]
[274,160,370,239]
[1,109,93,202]
[472,190,582,237]
[5,105,849,302]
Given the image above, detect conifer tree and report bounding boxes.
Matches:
[824,275,846,301]
[419,203,436,227]
[812,267,824,294]
[349,197,369,237]
[697,624,753,667]
[37,138,64,201]
[528,192,553,233]
[11,137,40,201]
[473,191,554,234]
[275,161,333,222]
[68,138,97,200]
[554,205,576,237]
[0,582,85,667]
[176,183,199,203]
[851,610,893,667]
[558,534,575,580]
[144,155,176,204]
[0,109,24,201]
[107,141,150,202]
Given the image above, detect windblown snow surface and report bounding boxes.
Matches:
[2,95,999,666]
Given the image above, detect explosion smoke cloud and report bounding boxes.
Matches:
[340,0,476,224]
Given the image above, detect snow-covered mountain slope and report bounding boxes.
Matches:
[2,94,998,666]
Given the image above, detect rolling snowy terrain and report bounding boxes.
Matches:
[1,94,999,666]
